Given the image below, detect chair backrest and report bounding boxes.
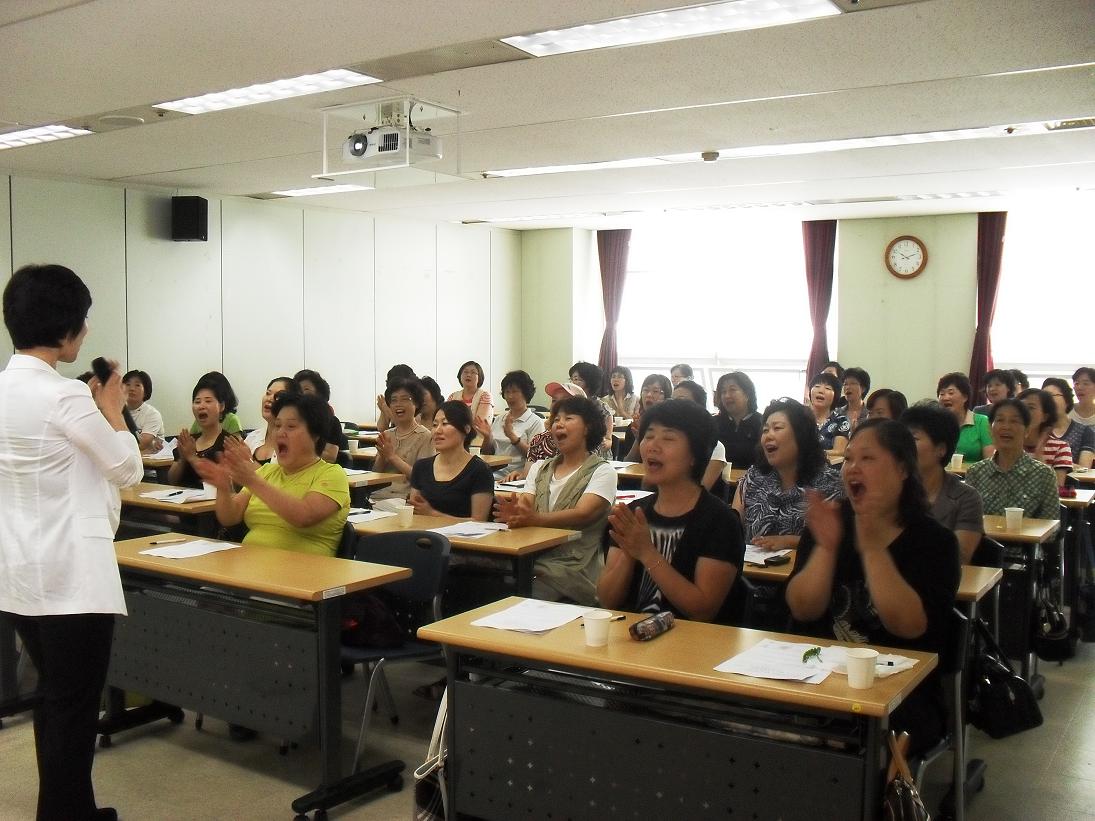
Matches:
[336,521,357,559]
[354,530,451,606]
[970,535,1004,569]
[336,450,352,469]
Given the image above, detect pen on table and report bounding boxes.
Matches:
[164,490,184,497]
[581,615,626,627]
[149,538,187,545]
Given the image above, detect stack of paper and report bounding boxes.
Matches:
[428,521,509,539]
[743,546,793,566]
[715,639,832,684]
[471,599,593,633]
[347,509,397,524]
[139,488,212,504]
[139,540,238,559]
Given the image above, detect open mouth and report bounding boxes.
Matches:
[644,458,664,472]
[197,411,209,422]
[277,443,288,458]
[847,479,866,502]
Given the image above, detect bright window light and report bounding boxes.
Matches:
[271,183,373,197]
[0,124,92,150]
[154,69,381,115]
[502,0,840,56]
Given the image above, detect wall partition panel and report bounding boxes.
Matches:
[10,177,126,378]
[221,199,305,430]
[373,215,437,399]
[125,189,223,432]
[437,223,491,392]
[0,177,11,362]
[303,208,375,425]
[489,228,522,389]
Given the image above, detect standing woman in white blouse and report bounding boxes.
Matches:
[0,264,143,821]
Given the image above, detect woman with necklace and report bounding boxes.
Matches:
[371,378,434,503]
[809,372,849,457]
[598,399,744,622]
[197,392,349,556]
[169,373,239,488]
[409,400,494,521]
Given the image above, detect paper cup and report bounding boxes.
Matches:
[1004,507,1024,531]
[397,506,414,528]
[348,439,360,453]
[721,462,735,482]
[583,609,613,647]
[949,453,963,470]
[845,647,878,689]
[202,482,217,499]
[613,416,625,427]
[469,446,482,456]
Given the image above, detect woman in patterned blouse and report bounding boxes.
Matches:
[732,398,844,550]
[808,372,850,457]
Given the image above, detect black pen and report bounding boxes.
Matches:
[165,490,184,497]
[150,538,187,545]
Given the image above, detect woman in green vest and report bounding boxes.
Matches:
[494,396,617,606]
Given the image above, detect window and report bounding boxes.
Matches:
[616,213,823,405]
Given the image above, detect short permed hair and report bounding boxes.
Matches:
[294,369,331,402]
[568,361,603,397]
[271,392,333,455]
[554,396,608,452]
[672,379,708,407]
[123,369,153,401]
[637,398,716,484]
[843,367,871,395]
[983,368,1017,397]
[500,370,536,403]
[385,378,425,412]
[936,372,973,411]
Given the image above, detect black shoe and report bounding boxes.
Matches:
[96,809,118,821]
[228,723,257,742]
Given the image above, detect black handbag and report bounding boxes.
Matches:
[883,731,930,821]
[967,617,1043,739]
[1032,586,1073,662]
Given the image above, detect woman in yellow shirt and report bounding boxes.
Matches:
[196,392,349,556]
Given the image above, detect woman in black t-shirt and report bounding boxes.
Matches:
[598,400,744,622]
[409,400,494,520]
[786,418,960,754]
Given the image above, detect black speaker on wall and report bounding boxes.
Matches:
[171,196,208,242]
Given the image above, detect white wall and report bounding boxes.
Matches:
[1,176,523,431]
[837,214,978,402]
[0,177,11,362]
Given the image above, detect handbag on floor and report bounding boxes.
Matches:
[883,731,930,821]
[413,687,449,821]
[1032,585,1073,662]
[967,616,1043,739]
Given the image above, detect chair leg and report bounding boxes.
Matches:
[375,666,399,724]
[352,659,387,774]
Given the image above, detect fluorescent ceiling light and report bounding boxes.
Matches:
[0,123,92,150]
[501,0,840,56]
[154,69,381,115]
[486,116,1095,177]
[271,183,373,197]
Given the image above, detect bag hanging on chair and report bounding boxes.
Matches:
[882,731,930,821]
[1032,585,1073,662]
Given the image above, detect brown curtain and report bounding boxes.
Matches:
[596,229,632,377]
[802,220,838,383]
[969,212,1007,400]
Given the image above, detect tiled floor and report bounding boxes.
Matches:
[1,644,1092,819]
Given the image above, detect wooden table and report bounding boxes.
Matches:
[354,514,578,595]
[743,549,796,584]
[120,482,219,536]
[142,454,174,482]
[349,448,510,472]
[614,462,745,485]
[345,469,401,506]
[1069,468,1095,485]
[982,514,1059,544]
[420,596,937,821]
[104,533,410,817]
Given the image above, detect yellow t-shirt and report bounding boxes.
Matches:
[243,460,349,556]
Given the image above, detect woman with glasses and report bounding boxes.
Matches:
[622,373,673,461]
[1041,377,1094,468]
[1071,367,1095,429]
[602,366,639,419]
[371,378,435,502]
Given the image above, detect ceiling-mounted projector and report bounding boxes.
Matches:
[342,125,443,163]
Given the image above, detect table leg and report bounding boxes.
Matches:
[863,716,883,821]
[514,555,534,597]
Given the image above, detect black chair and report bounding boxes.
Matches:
[343,530,451,773]
[335,521,357,559]
[911,608,972,821]
[336,449,352,469]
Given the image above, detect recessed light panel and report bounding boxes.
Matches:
[270,183,374,197]
[0,124,92,150]
[154,69,381,115]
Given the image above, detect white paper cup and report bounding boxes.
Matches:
[348,439,360,453]
[845,647,878,689]
[721,462,735,482]
[469,446,482,456]
[613,416,624,426]
[583,609,613,647]
[1005,507,1024,531]
[202,482,217,499]
[949,453,963,470]
[396,506,414,528]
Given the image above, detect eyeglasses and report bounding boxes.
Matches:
[641,387,665,396]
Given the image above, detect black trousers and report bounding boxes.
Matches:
[7,612,115,821]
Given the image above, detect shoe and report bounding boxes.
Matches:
[96,809,118,821]
[228,724,257,742]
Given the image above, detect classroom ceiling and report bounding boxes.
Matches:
[1,0,1093,229]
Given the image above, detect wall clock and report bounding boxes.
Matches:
[884,235,928,279]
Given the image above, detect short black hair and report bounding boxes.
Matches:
[1041,377,1074,412]
[267,375,301,394]
[271,392,333,455]
[386,364,417,386]
[500,369,536,402]
[866,388,908,419]
[1009,369,1029,392]
[849,419,928,526]
[983,368,1017,397]
[901,401,960,466]
[609,366,634,396]
[671,363,694,379]
[988,397,1031,427]
[456,361,484,388]
[1017,388,1057,432]
[555,396,608,452]
[569,361,603,396]
[672,379,707,407]
[419,376,444,409]
[936,372,972,410]
[123,369,153,401]
[3,264,91,349]
[810,372,841,399]
[640,373,672,405]
[637,398,716,484]
[385,378,425,412]
[822,361,844,380]
[1074,366,1095,384]
[755,398,828,485]
[294,369,331,402]
[714,371,758,415]
[436,399,476,448]
[843,367,871,394]
[193,372,237,418]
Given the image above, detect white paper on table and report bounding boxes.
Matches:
[428,521,509,539]
[139,540,239,559]
[715,638,832,684]
[347,510,398,524]
[138,488,211,504]
[148,439,177,459]
[743,546,793,566]
[816,646,917,678]
[608,460,634,470]
[471,599,594,633]
[344,468,368,476]
[615,489,654,503]
[495,480,527,491]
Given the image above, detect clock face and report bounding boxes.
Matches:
[885,236,927,279]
